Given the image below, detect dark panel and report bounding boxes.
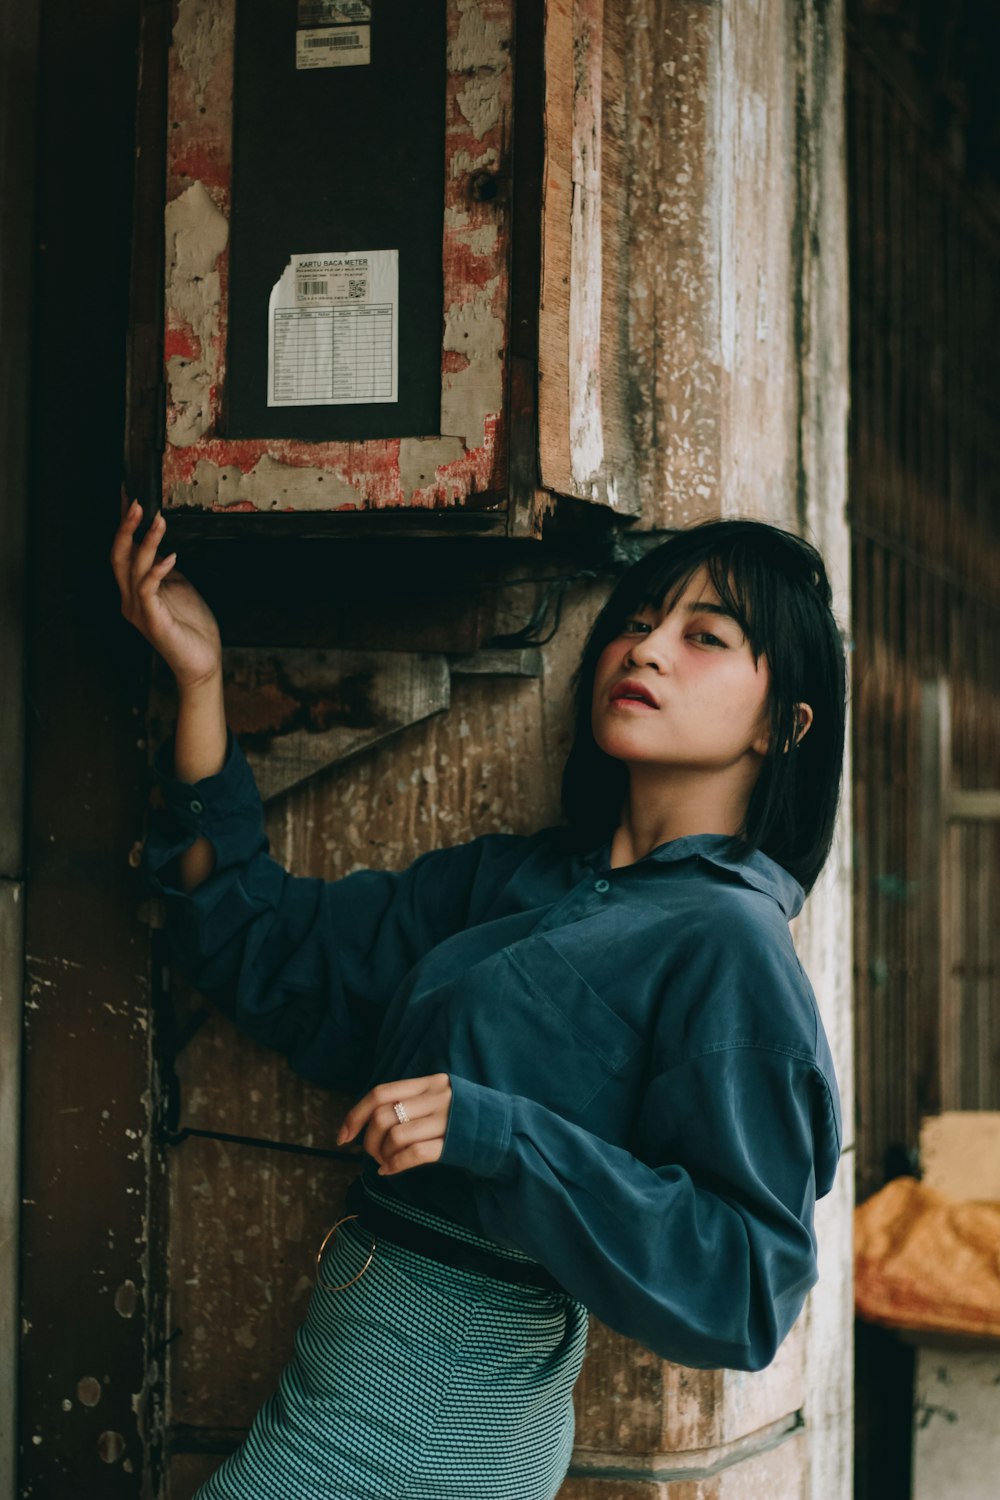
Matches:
[20,1,152,1494]
[226,0,446,440]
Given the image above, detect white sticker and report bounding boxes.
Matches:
[297,1,371,22]
[296,25,370,69]
[268,250,398,407]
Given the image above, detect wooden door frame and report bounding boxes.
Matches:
[0,0,37,1490]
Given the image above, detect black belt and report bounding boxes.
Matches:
[343,1175,565,1295]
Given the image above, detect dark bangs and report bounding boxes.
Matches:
[559,518,848,894]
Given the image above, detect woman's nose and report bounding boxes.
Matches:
[625,625,671,671]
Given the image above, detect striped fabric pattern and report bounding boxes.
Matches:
[194,1183,590,1500]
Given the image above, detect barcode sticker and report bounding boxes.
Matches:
[296,25,370,69]
[304,33,360,48]
[295,260,371,306]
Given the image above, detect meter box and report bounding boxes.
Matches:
[149,0,638,536]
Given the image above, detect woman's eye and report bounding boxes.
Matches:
[690,631,726,647]
[621,619,651,634]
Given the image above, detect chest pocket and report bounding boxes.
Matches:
[441,935,643,1121]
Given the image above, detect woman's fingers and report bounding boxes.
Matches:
[336,1074,453,1174]
[111,495,167,619]
[133,511,167,592]
[378,1136,446,1176]
[367,1097,440,1163]
[109,498,143,607]
[337,1075,445,1144]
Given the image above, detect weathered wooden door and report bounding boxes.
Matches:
[15,4,853,1497]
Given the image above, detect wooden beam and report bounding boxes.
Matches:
[945,789,1000,823]
[20,5,152,1493]
[220,648,452,803]
[0,0,37,1492]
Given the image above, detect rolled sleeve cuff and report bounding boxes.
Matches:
[141,726,267,893]
[440,1075,514,1181]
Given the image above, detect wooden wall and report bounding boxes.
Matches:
[847,17,1000,1499]
[848,22,1000,1223]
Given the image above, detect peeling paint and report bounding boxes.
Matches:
[173,0,234,112]
[164,181,229,448]
[97,1431,125,1465]
[569,0,605,490]
[451,0,508,72]
[455,74,502,139]
[76,1376,101,1407]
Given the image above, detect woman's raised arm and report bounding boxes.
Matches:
[110,491,225,891]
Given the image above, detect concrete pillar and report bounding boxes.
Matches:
[558,2,853,1493]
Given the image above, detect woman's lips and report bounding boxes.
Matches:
[610,678,659,708]
[609,695,658,710]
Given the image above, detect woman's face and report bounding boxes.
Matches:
[590,564,774,779]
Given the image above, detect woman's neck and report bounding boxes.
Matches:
[609,769,753,868]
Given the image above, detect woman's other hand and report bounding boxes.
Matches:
[110,488,222,690]
[336,1074,453,1176]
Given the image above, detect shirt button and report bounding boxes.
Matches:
[594,878,610,893]
[189,798,204,814]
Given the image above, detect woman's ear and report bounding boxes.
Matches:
[788,702,813,751]
[754,702,814,757]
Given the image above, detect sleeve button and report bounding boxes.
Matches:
[189,798,204,814]
[594,878,610,893]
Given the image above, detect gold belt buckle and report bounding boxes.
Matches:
[315,1212,377,1291]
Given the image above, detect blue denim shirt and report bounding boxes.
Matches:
[142,727,842,1372]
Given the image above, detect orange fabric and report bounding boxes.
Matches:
[854,1176,1000,1338]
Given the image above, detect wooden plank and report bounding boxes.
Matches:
[538,0,573,497]
[567,0,605,498]
[223,648,451,804]
[537,0,638,514]
[0,0,33,877]
[20,4,153,1492]
[916,678,947,1120]
[945,789,1000,822]
[448,646,543,676]
[0,883,23,1500]
[597,2,637,517]
[626,0,720,530]
[0,0,36,1490]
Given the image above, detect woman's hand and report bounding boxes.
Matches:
[110,488,223,691]
[336,1074,453,1176]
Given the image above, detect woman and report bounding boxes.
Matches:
[111,500,846,1500]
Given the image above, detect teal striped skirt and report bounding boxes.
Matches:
[194,1180,590,1500]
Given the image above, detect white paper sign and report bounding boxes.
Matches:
[295,26,370,69]
[267,250,398,407]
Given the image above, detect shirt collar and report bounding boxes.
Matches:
[584,831,805,920]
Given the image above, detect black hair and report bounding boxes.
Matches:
[559,517,848,894]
